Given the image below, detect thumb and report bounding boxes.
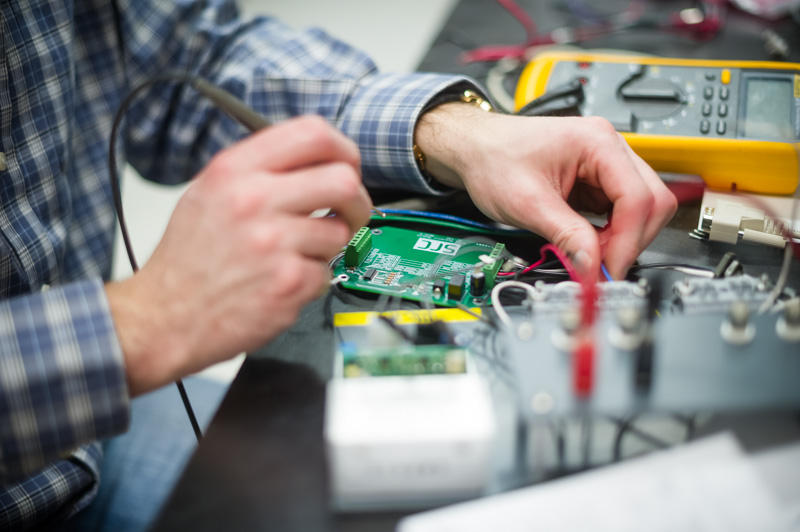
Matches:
[532,199,601,282]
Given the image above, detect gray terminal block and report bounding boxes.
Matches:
[505,278,800,419]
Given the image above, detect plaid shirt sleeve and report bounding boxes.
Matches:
[0,280,129,529]
[0,279,129,480]
[114,0,477,195]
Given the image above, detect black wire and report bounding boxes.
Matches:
[109,73,198,271]
[109,72,205,443]
[550,420,566,474]
[612,417,632,462]
[631,263,714,273]
[612,415,675,461]
[376,315,415,343]
[581,416,593,469]
[672,413,696,442]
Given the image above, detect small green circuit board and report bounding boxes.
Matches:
[341,345,467,378]
[334,226,505,307]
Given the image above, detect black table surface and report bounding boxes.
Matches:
[151,3,800,531]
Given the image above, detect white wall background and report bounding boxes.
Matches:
[112,0,458,381]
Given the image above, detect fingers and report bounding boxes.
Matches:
[274,256,332,310]
[620,143,678,247]
[273,217,352,261]
[590,136,676,279]
[206,115,361,176]
[260,162,373,235]
[570,119,678,279]
[205,156,372,238]
[531,188,602,282]
[575,130,653,279]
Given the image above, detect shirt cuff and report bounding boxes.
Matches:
[0,279,130,479]
[337,72,484,195]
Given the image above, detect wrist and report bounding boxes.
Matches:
[106,275,190,396]
[413,93,495,189]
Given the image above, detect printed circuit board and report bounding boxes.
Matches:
[333,226,507,307]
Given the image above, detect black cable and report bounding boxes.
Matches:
[468,327,515,386]
[550,420,566,474]
[631,263,714,273]
[612,417,632,462]
[581,416,593,469]
[673,413,697,442]
[376,315,415,343]
[108,73,218,443]
[174,380,203,441]
[612,415,675,461]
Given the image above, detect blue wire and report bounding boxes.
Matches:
[379,209,529,234]
[601,263,613,282]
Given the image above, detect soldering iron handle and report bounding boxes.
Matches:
[190,78,272,132]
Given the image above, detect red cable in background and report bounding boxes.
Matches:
[497,0,537,42]
[460,0,535,64]
[459,0,719,65]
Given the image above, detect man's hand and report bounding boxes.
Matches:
[415,103,677,281]
[107,116,372,396]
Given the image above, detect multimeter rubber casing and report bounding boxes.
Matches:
[515,51,800,194]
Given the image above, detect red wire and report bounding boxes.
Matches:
[460,0,538,64]
[497,243,580,279]
[496,0,537,43]
[495,242,595,325]
[542,243,581,282]
[460,44,529,64]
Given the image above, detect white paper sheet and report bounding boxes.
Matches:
[398,433,795,532]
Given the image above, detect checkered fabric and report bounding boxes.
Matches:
[0,0,474,528]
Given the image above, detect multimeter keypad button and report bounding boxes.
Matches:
[705,72,716,81]
[702,103,712,116]
[700,120,711,134]
[719,87,729,100]
[718,104,728,117]
[716,120,727,135]
[703,87,714,99]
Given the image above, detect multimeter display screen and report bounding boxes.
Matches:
[743,79,794,141]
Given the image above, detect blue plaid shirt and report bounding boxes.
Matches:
[0,1,473,528]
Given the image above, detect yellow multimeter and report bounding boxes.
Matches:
[515,51,800,194]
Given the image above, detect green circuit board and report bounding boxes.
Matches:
[333,226,507,307]
[341,345,468,378]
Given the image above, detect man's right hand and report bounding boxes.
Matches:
[107,116,373,396]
